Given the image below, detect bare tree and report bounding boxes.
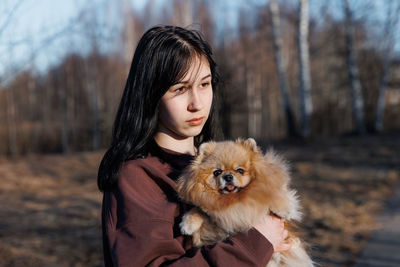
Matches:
[343,0,366,134]
[58,70,69,153]
[375,0,400,132]
[85,56,100,151]
[81,6,102,151]
[181,0,193,27]
[58,57,76,153]
[297,0,313,137]
[172,0,193,27]
[192,0,215,45]
[119,0,142,71]
[0,0,24,37]
[5,84,18,157]
[1,0,25,156]
[39,74,51,153]
[269,0,297,137]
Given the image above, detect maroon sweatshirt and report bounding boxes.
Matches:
[101,140,274,266]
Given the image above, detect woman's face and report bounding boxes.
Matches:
[158,56,213,140]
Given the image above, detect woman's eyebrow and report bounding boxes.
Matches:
[174,74,211,85]
[173,80,189,85]
[201,74,211,80]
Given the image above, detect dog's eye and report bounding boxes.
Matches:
[236,168,245,175]
[213,169,222,177]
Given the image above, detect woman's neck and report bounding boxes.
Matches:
[153,131,196,156]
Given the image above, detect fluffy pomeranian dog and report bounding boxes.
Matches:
[177,138,314,267]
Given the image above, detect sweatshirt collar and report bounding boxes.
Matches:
[149,139,195,176]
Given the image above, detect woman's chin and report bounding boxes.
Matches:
[185,127,204,137]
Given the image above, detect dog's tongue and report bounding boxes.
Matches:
[226,185,235,191]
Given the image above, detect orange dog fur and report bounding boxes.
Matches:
[177,138,314,267]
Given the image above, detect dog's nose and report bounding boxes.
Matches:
[222,174,233,183]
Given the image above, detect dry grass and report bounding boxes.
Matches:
[0,152,103,267]
[0,133,399,266]
[268,133,400,266]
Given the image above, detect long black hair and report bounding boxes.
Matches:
[98,25,220,192]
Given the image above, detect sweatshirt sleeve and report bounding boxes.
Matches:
[102,160,274,267]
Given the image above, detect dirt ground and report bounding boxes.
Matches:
[0,132,399,267]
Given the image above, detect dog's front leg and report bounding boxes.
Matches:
[180,207,205,235]
[180,207,207,247]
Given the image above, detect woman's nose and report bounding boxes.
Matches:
[188,89,203,111]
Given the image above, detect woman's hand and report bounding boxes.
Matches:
[253,215,292,252]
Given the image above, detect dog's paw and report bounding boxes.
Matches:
[180,212,204,235]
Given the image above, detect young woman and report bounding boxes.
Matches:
[98,25,290,266]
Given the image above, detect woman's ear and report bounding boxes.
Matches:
[235,138,260,153]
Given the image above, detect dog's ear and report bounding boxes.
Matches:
[235,138,260,153]
[197,141,217,160]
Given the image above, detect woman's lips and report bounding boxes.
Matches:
[187,117,204,126]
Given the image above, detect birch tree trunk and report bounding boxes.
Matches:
[343,0,366,135]
[269,0,297,137]
[375,0,400,132]
[297,0,313,137]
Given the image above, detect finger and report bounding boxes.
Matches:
[276,242,292,252]
[271,215,280,222]
[282,229,289,239]
[270,215,280,222]
[267,215,280,224]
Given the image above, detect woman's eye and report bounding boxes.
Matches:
[200,82,210,88]
[174,87,186,94]
[213,169,222,177]
[236,168,244,175]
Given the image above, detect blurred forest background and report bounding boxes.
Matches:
[1,0,400,155]
[0,0,400,266]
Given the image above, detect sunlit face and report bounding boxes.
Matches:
[157,56,213,140]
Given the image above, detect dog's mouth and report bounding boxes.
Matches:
[219,184,241,194]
